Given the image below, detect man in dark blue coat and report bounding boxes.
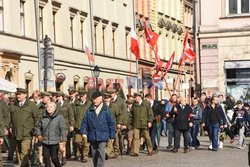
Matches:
[80,92,115,167]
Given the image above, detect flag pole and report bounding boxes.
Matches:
[189,63,192,104]
[88,0,95,80]
[163,77,172,97]
[132,0,139,93]
[34,0,42,91]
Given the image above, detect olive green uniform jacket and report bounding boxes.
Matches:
[57,100,75,130]
[130,100,154,129]
[111,96,127,125]
[9,100,40,140]
[74,100,91,130]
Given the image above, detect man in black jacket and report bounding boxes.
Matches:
[172,97,193,153]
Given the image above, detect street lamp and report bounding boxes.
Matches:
[93,65,101,92]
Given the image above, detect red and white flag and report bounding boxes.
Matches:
[84,39,94,62]
[144,22,159,49]
[183,32,196,62]
[130,28,140,60]
[165,51,175,74]
[153,45,163,72]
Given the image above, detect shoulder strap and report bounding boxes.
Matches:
[42,117,54,134]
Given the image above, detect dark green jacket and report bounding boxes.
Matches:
[126,108,133,131]
[57,100,75,129]
[0,100,10,129]
[0,100,6,137]
[112,96,127,125]
[131,100,154,129]
[10,99,40,140]
[108,102,121,127]
[74,100,91,130]
[37,102,46,117]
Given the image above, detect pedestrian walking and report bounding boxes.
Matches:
[0,97,9,167]
[232,100,248,149]
[36,102,67,167]
[189,97,202,150]
[166,94,177,150]
[73,91,91,163]
[172,97,193,153]
[9,88,40,166]
[80,91,115,167]
[145,93,162,154]
[104,92,123,159]
[202,95,227,151]
[56,91,75,165]
[130,92,154,156]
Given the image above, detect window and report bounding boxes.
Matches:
[228,0,250,15]
[53,11,56,43]
[70,17,74,47]
[0,0,4,31]
[80,20,84,50]
[112,29,116,56]
[102,26,106,54]
[39,7,44,39]
[241,0,250,13]
[20,1,25,36]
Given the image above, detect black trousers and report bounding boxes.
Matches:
[66,133,72,159]
[43,144,61,167]
[174,129,189,149]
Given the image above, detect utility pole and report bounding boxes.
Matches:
[34,0,42,90]
[193,0,201,96]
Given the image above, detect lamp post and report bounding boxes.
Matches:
[93,65,101,92]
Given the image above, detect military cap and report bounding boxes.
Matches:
[16,88,28,94]
[103,92,112,98]
[48,91,57,96]
[126,99,134,104]
[68,88,77,95]
[244,103,250,107]
[0,90,8,94]
[107,89,118,94]
[133,92,143,97]
[40,92,51,97]
[236,100,243,105]
[56,91,64,97]
[91,91,102,99]
[78,91,88,96]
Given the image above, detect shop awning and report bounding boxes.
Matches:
[225,60,250,69]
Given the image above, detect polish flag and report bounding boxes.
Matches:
[84,39,94,62]
[130,28,140,60]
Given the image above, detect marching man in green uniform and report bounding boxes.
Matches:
[9,88,40,167]
[56,91,75,165]
[0,96,9,167]
[104,92,123,159]
[73,91,91,163]
[130,92,154,156]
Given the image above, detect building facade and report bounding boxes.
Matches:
[136,0,191,100]
[199,0,250,101]
[0,0,137,96]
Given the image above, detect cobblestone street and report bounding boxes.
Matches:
[2,136,249,167]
